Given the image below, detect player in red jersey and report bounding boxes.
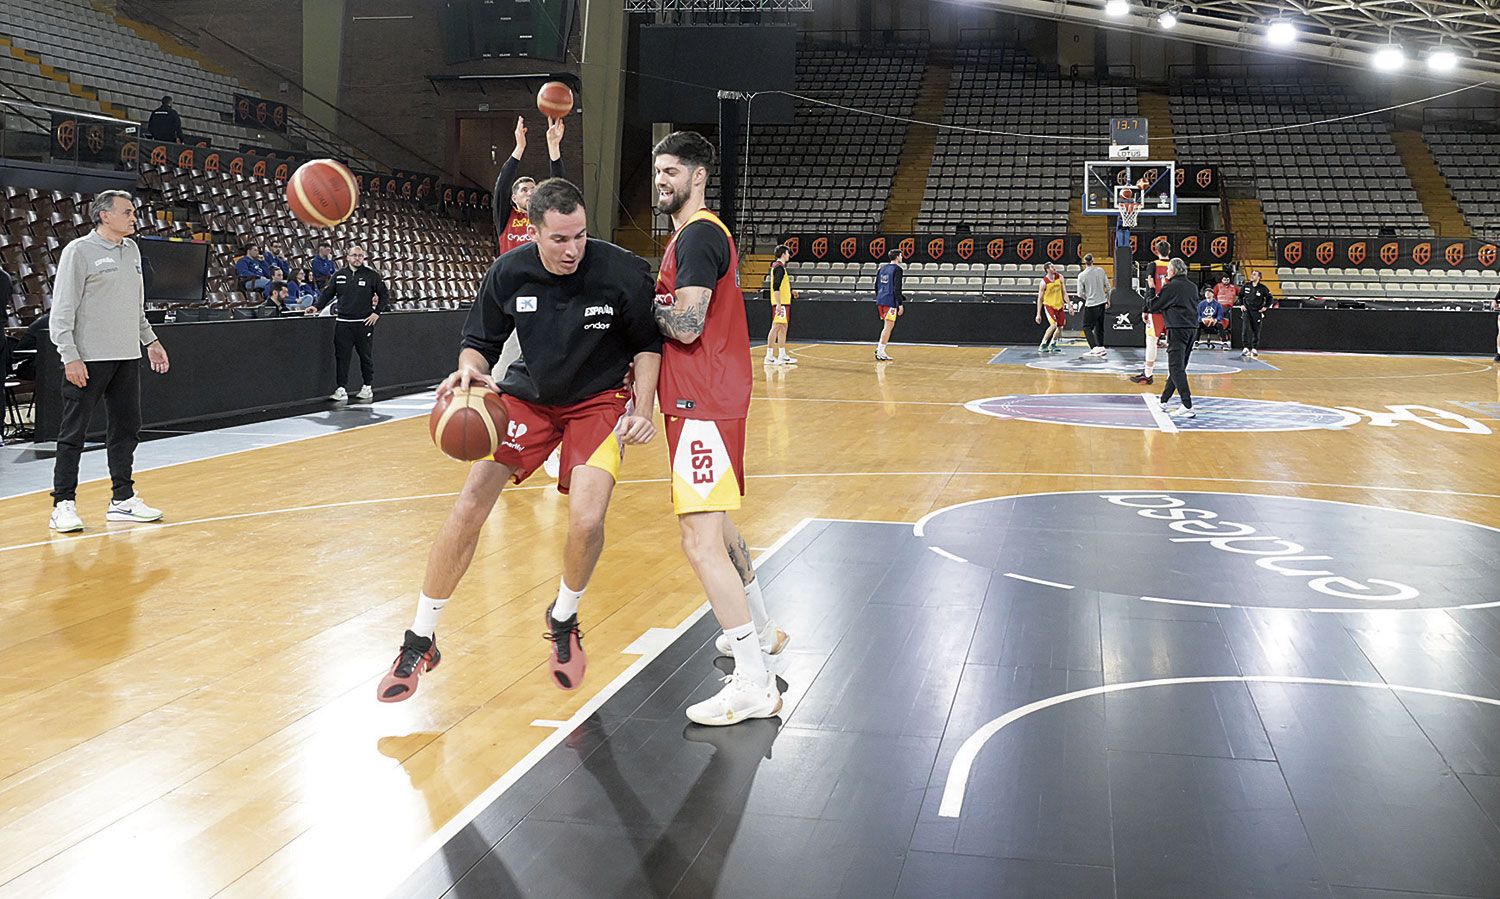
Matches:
[493,116,565,256]
[651,131,788,726]
[1130,239,1171,385]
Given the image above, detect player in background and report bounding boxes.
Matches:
[874,249,905,361]
[1076,253,1112,357]
[377,178,661,703]
[764,244,796,366]
[1130,240,1172,384]
[1240,270,1273,358]
[651,131,788,726]
[1035,261,1069,353]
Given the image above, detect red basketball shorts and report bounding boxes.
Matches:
[491,387,629,493]
[664,416,746,515]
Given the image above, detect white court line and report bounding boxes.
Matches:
[1003,573,1075,590]
[1141,595,1230,609]
[929,547,971,564]
[938,675,1500,819]
[394,517,820,891]
[1142,394,1179,433]
[528,720,568,729]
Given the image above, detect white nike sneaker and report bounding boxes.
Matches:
[764,355,777,365]
[686,672,783,726]
[49,500,84,533]
[542,446,562,480]
[106,494,163,522]
[355,385,373,402]
[1168,405,1197,419]
[328,387,348,402]
[778,355,796,366]
[715,619,790,656]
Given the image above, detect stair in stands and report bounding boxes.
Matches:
[1137,92,1176,161]
[880,60,950,233]
[0,36,125,119]
[1227,196,1280,295]
[1067,195,1112,279]
[1392,131,1472,238]
[741,253,774,297]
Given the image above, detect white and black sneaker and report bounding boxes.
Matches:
[106,494,163,522]
[1168,405,1197,419]
[686,672,783,726]
[355,385,374,402]
[328,387,348,402]
[714,619,791,657]
[49,500,84,533]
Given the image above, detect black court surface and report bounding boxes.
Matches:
[397,492,1500,899]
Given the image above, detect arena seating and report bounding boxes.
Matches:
[1277,266,1498,305]
[727,42,927,244]
[1423,125,1500,239]
[789,260,1071,297]
[1171,80,1428,236]
[919,47,1135,231]
[0,0,362,162]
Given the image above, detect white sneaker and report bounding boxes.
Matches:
[714,619,791,656]
[106,494,163,522]
[49,500,84,532]
[1168,405,1197,419]
[875,350,892,362]
[328,387,348,402]
[542,446,562,480]
[355,385,374,402]
[778,355,796,366]
[686,672,783,726]
[764,356,776,365]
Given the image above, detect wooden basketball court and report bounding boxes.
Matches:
[3,343,1499,897]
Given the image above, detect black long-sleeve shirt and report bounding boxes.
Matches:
[146,106,183,143]
[1147,275,1202,330]
[492,155,566,236]
[1242,282,1274,313]
[461,240,662,406]
[313,265,391,320]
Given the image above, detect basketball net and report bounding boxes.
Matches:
[1118,201,1142,230]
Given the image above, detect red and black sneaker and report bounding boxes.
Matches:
[1128,373,1154,385]
[376,630,441,703]
[544,602,587,692]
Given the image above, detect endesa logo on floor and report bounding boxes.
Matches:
[777,232,1080,266]
[1278,235,1500,271]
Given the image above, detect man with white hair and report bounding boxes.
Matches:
[48,189,170,532]
[1147,257,1202,418]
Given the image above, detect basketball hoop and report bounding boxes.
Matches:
[1116,187,1142,229]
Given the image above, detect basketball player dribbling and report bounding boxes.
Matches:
[1130,240,1171,385]
[651,131,789,726]
[377,178,661,703]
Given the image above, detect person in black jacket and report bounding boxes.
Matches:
[1240,270,1273,359]
[304,245,390,402]
[145,96,184,143]
[1146,258,1202,418]
[493,116,565,256]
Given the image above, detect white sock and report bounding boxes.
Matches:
[411,592,448,639]
[877,342,886,351]
[725,621,768,685]
[552,580,584,621]
[743,578,769,632]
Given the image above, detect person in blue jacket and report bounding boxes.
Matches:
[873,248,906,362]
[234,244,270,298]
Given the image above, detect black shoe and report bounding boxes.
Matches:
[377,630,440,703]
[1128,373,1154,385]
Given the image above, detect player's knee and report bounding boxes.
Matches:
[569,509,606,545]
[678,518,721,562]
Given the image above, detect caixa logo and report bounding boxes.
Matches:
[1103,494,1419,602]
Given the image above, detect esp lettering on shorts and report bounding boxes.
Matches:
[690,439,714,484]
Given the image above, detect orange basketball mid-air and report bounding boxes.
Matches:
[537,81,574,119]
[429,385,509,462]
[286,158,359,228]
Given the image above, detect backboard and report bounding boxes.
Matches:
[1083,160,1177,216]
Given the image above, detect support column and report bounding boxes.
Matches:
[302,0,345,133]
[717,92,743,239]
[582,0,629,241]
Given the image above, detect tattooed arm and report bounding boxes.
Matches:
[654,285,711,343]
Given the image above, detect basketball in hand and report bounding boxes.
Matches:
[430,386,509,462]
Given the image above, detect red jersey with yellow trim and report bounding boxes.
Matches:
[1150,259,1171,296]
[498,208,534,255]
[655,209,751,421]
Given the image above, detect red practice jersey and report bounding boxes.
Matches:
[498,208,534,255]
[655,209,751,421]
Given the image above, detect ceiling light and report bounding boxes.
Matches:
[1105,0,1129,17]
[1372,43,1406,72]
[1266,19,1297,46]
[1157,7,1178,29]
[1427,47,1458,73]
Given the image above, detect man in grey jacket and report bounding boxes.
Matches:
[48,189,170,532]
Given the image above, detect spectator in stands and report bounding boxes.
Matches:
[264,241,290,284]
[311,241,337,289]
[235,244,271,298]
[764,244,796,366]
[145,96,184,144]
[264,281,293,313]
[1151,257,1200,418]
[1198,287,1228,348]
[48,189,170,532]
[873,249,905,362]
[1035,262,1070,354]
[494,116,565,255]
[289,268,319,308]
[1240,270,1273,358]
[304,245,390,402]
[1076,253,1112,357]
[1214,272,1240,308]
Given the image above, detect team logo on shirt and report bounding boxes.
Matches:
[583,304,614,330]
[1445,243,1465,267]
[502,420,529,451]
[1347,242,1367,266]
[1412,242,1432,266]
[1316,242,1335,265]
[518,296,538,312]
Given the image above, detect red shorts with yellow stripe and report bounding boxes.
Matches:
[664,415,746,515]
[492,388,628,493]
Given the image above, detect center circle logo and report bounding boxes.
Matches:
[967,394,1357,432]
[915,491,1500,612]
